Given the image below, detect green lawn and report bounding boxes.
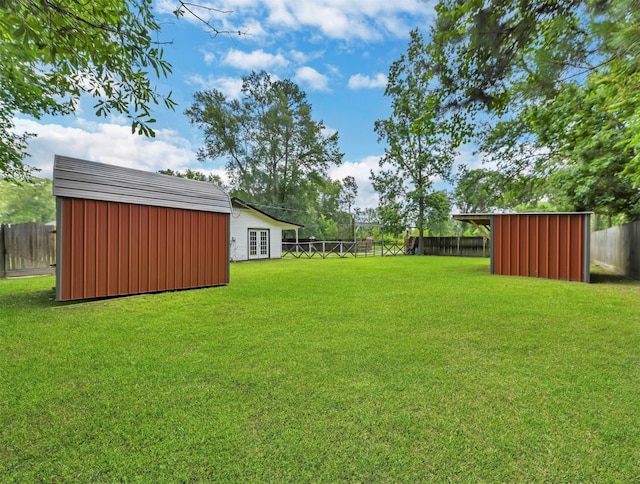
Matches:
[2,256,640,481]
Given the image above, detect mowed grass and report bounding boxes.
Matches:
[2,257,640,482]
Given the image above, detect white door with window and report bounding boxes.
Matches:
[248,229,269,259]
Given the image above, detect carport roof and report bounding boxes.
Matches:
[452,213,492,226]
[452,213,492,238]
[453,212,593,226]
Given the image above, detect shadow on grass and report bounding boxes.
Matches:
[0,286,119,310]
[590,267,640,286]
[0,286,58,310]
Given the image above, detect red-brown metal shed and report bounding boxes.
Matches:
[53,155,232,301]
[453,213,591,283]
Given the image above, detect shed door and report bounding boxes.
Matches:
[249,229,269,259]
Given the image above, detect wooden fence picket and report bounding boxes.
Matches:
[0,222,56,278]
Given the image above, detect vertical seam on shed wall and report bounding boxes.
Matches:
[583,214,591,282]
[566,216,571,280]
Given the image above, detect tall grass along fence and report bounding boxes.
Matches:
[591,220,640,280]
[0,222,56,278]
[283,236,489,259]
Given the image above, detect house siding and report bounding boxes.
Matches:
[230,209,283,261]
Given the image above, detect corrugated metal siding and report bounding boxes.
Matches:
[53,155,231,214]
[492,213,590,282]
[58,198,229,301]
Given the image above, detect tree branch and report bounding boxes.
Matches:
[174,1,248,37]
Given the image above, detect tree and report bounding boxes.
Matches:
[158,168,226,189]
[0,1,243,182]
[452,167,549,213]
[354,207,380,225]
[0,0,180,180]
[424,190,452,236]
[425,0,640,221]
[339,176,358,237]
[453,168,503,214]
[541,82,640,222]
[339,176,358,216]
[185,70,344,235]
[372,29,456,254]
[372,172,407,238]
[0,178,56,223]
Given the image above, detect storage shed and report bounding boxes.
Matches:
[229,198,303,261]
[453,212,591,283]
[52,155,232,301]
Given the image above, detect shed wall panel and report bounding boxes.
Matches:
[58,198,229,301]
[96,202,109,297]
[491,213,589,282]
[83,200,97,297]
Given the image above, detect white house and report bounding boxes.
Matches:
[229,198,303,261]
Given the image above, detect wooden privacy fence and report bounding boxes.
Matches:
[0,222,56,278]
[591,221,640,280]
[408,236,489,257]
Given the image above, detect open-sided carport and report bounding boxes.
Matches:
[453,212,592,283]
[53,155,232,301]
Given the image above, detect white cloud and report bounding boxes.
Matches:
[14,116,384,209]
[186,75,244,98]
[321,126,338,138]
[203,51,216,65]
[222,48,289,69]
[293,3,375,40]
[157,0,433,42]
[452,144,486,173]
[325,64,341,77]
[231,17,268,37]
[265,1,298,27]
[289,50,308,64]
[294,66,330,92]
[348,73,387,89]
[329,155,382,209]
[14,118,204,179]
[266,0,432,41]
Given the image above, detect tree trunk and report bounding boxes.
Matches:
[417,196,425,255]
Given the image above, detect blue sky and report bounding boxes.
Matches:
[17,0,476,208]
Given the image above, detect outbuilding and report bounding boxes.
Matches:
[53,155,232,301]
[453,212,591,283]
[229,198,303,261]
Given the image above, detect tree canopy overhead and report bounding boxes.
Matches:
[0,0,246,182]
[0,0,179,180]
[426,0,640,221]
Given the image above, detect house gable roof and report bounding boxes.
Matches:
[231,198,304,229]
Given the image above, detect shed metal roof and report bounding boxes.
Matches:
[53,155,231,214]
